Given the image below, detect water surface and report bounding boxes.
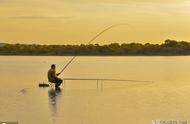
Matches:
[0,56,190,124]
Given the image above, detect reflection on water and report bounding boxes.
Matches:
[48,87,63,123]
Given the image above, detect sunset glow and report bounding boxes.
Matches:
[1,0,190,44]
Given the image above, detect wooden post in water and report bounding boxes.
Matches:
[101,80,103,92]
[97,80,99,89]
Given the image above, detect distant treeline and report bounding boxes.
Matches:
[1,39,190,56]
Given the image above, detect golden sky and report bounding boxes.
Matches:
[1,0,190,44]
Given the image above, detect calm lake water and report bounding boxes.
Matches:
[0,56,190,124]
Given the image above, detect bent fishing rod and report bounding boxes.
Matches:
[59,23,128,74]
[57,24,154,83]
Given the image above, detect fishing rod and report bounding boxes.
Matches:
[62,78,154,83]
[59,23,129,74]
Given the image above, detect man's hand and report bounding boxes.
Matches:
[56,73,61,76]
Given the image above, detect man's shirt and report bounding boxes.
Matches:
[48,69,57,82]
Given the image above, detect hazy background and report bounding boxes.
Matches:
[0,0,190,44]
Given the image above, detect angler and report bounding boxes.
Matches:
[48,64,63,89]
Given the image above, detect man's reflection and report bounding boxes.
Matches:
[48,87,63,123]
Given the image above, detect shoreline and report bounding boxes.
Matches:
[1,55,190,57]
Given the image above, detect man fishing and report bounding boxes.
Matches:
[48,64,63,89]
[46,24,127,89]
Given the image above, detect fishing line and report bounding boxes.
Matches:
[59,23,129,74]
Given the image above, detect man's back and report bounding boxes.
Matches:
[48,69,56,82]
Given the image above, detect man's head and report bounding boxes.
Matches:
[51,64,56,70]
